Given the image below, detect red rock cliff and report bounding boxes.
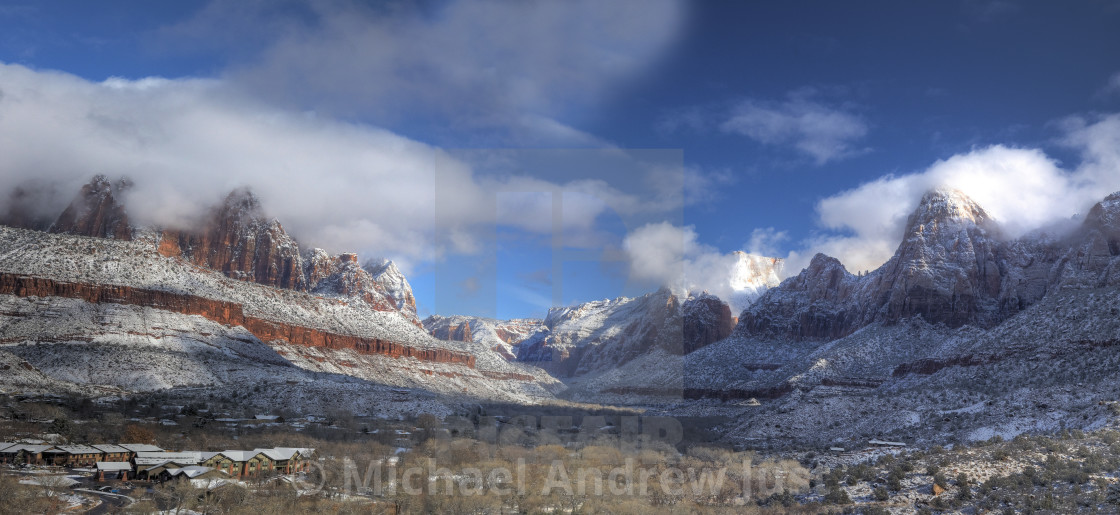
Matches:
[50,175,132,241]
[0,273,474,368]
[158,189,306,291]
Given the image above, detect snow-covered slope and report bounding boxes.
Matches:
[364,258,419,323]
[422,315,543,359]
[0,225,562,407]
[515,289,734,377]
[739,188,1056,341]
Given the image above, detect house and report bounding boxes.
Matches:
[46,445,103,467]
[198,448,312,478]
[1,444,56,465]
[96,462,133,481]
[92,444,131,462]
[160,466,228,482]
[258,448,314,474]
[868,439,907,448]
[0,443,16,464]
[133,451,203,481]
[201,451,274,478]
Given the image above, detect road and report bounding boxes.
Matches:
[73,488,135,514]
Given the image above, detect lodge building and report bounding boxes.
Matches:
[0,442,313,483]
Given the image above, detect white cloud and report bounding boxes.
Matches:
[0,63,700,271]
[622,222,744,302]
[1104,72,1120,97]
[782,115,1120,275]
[161,0,685,146]
[720,93,869,164]
[746,227,789,257]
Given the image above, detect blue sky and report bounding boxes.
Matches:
[1,1,1119,319]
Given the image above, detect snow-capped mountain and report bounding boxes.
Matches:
[365,258,419,323]
[0,177,561,412]
[158,188,307,291]
[422,315,543,360]
[4,176,424,325]
[514,289,734,377]
[50,174,133,241]
[725,251,784,314]
[739,188,1043,341]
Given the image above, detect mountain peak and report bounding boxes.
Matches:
[220,187,263,218]
[364,258,418,322]
[908,188,992,231]
[49,175,133,241]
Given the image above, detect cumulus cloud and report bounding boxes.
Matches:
[783,114,1120,274]
[160,0,685,146]
[746,227,789,257]
[622,222,744,302]
[720,92,869,164]
[0,63,699,271]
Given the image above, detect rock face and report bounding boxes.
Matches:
[726,252,784,313]
[301,249,420,324]
[739,188,1120,341]
[1054,192,1120,288]
[5,177,425,323]
[869,188,1006,328]
[49,175,132,241]
[158,189,307,291]
[304,249,395,312]
[423,315,544,360]
[364,259,419,323]
[681,293,734,354]
[515,288,735,377]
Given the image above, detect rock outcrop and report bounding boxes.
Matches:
[157,189,307,291]
[365,259,419,322]
[681,293,734,354]
[304,249,396,312]
[517,288,692,377]
[726,252,784,313]
[49,175,132,241]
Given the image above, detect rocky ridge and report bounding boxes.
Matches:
[422,315,544,360]
[738,188,1059,341]
[515,289,736,377]
[4,176,420,324]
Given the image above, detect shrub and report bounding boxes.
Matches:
[824,486,851,505]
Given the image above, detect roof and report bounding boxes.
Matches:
[216,450,265,462]
[140,461,178,472]
[120,444,163,452]
[273,447,314,459]
[134,452,202,466]
[4,444,55,453]
[0,443,16,452]
[54,445,102,454]
[168,466,219,479]
[93,444,129,453]
[96,462,133,471]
